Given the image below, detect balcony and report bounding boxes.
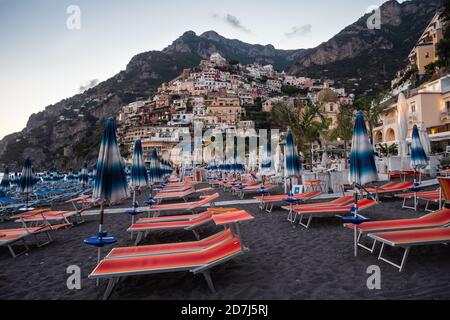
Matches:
[408,113,418,121]
[441,112,450,121]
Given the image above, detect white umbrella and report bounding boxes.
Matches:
[397,93,409,164]
[418,122,431,156]
[321,152,329,167]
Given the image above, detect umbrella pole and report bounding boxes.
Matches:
[354,186,359,257]
[97,202,105,287]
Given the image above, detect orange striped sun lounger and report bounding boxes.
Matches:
[419,193,443,212]
[10,208,51,219]
[154,187,213,203]
[237,184,276,199]
[366,182,414,200]
[344,208,450,253]
[395,189,441,211]
[129,209,253,245]
[255,191,322,213]
[287,199,378,229]
[284,196,355,211]
[368,227,450,272]
[89,237,245,299]
[136,208,241,224]
[147,193,219,217]
[14,210,84,227]
[106,229,235,259]
[0,224,69,258]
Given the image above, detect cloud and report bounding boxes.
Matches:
[213,13,251,34]
[78,79,99,93]
[285,24,312,38]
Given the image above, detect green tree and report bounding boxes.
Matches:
[329,104,355,168]
[270,101,331,166]
[354,93,387,141]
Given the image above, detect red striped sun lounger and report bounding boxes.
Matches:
[255,191,322,213]
[106,229,235,259]
[0,224,70,258]
[129,209,253,245]
[89,237,245,299]
[366,182,414,200]
[14,210,84,227]
[147,193,220,217]
[345,208,450,253]
[288,199,378,229]
[284,196,355,211]
[368,227,450,272]
[396,189,441,211]
[237,184,276,199]
[154,187,213,203]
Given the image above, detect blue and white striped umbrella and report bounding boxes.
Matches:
[349,112,378,186]
[260,141,272,174]
[131,139,149,188]
[148,148,162,184]
[80,161,89,186]
[19,158,36,194]
[0,167,10,191]
[232,148,245,173]
[410,124,428,169]
[93,119,129,206]
[284,130,302,178]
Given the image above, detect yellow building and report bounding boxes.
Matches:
[374,75,450,145]
[408,11,446,75]
[205,97,245,124]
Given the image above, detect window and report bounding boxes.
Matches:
[447,101,450,114]
[411,104,416,113]
[425,52,430,59]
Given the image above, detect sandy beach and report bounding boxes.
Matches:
[1,183,450,300]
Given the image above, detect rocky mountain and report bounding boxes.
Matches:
[0,0,442,170]
[289,0,443,94]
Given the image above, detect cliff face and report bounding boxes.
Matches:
[0,0,442,170]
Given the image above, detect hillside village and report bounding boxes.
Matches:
[116,53,353,161]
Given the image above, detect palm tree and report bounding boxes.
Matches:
[270,101,331,166]
[354,93,388,141]
[330,104,354,169]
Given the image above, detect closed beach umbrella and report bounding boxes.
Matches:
[80,161,89,187]
[93,119,129,226]
[397,93,409,162]
[348,112,378,256]
[148,148,162,184]
[284,130,302,178]
[410,125,428,182]
[418,122,431,156]
[131,139,149,189]
[260,141,272,175]
[88,119,128,271]
[0,167,10,191]
[19,158,36,210]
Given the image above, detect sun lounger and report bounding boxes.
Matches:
[345,208,450,253]
[284,196,355,211]
[0,224,70,258]
[236,184,276,199]
[154,187,213,203]
[14,210,84,227]
[366,182,414,200]
[368,227,450,272]
[288,199,378,228]
[136,208,241,224]
[89,237,245,299]
[129,209,253,245]
[106,229,235,259]
[255,191,322,213]
[396,189,441,211]
[147,193,219,217]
